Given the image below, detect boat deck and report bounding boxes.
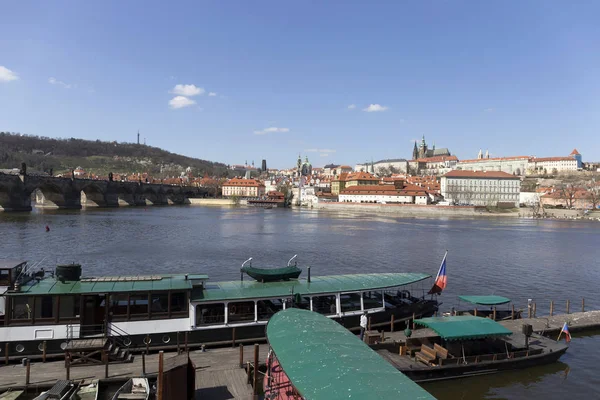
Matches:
[65,339,108,351]
[0,345,268,399]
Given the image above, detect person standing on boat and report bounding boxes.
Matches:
[360,311,368,341]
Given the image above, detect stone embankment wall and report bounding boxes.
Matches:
[315,202,519,217]
[188,198,248,206]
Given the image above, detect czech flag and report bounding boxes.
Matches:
[428,251,448,295]
[558,322,571,343]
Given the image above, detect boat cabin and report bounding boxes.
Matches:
[0,260,29,325]
[451,295,520,321]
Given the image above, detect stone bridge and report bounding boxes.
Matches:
[0,172,208,211]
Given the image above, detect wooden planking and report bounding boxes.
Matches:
[65,339,107,351]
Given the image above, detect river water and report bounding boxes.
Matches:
[1,206,599,399]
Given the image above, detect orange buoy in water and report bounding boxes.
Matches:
[45,225,50,232]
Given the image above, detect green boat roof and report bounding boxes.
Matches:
[414,315,513,341]
[267,308,436,400]
[458,295,511,306]
[192,273,430,302]
[10,274,208,296]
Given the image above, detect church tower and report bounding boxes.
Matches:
[412,141,419,160]
[477,149,483,160]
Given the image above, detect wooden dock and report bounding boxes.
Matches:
[0,344,269,399]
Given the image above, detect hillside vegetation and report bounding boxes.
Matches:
[0,132,233,178]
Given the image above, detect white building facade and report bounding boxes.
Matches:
[456,157,530,176]
[440,171,521,207]
[339,185,430,205]
[528,157,578,174]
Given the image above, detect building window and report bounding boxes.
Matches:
[228,301,255,323]
[196,303,225,325]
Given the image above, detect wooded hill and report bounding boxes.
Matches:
[0,132,234,177]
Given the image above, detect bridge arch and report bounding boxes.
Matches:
[81,183,107,207]
[115,186,136,206]
[32,183,70,209]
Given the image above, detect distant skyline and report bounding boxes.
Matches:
[1,1,599,168]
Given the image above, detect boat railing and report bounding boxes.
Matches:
[66,323,106,339]
[106,322,136,350]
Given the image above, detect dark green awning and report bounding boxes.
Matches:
[415,316,513,341]
[458,295,511,306]
[267,308,436,400]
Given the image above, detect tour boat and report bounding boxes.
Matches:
[111,378,149,400]
[445,295,523,321]
[0,259,438,360]
[263,308,436,400]
[374,315,568,382]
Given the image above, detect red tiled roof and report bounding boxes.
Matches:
[443,170,520,179]
[223,178,265,187]
[570,149,580,156]
[345,171,379,181]
[532,157,576,162]
[332,172,349,182]
[339,165,352,169]
[459,156,531,163]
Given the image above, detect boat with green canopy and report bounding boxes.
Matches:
[447,295,522,321]
[264,308,436,400]
[240,256,302,282]
[374,315,568,382]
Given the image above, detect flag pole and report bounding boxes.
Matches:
[556,330,562,342]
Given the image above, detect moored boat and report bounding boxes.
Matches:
[0,259,438,360]
[33,380,79,400]
[111,378,149,400]
[71,381,98,400]
[374,315,568,382]
[446,295,522,321]
[264,308,436,400]
[0,390,24,400]
[240,256,302,282]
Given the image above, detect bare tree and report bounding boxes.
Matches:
[587,181,599,210]
[558,183,579,209]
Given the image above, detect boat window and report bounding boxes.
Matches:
[340,293,362,313]
[289,296,310,310]
[150,293,169,316]
[59,295,80,320]
[0,269,9,285]
[257,299,284,321]
[228,301,255,323]
[129,294,148,318]
[11,296,33,320]
[362,291,383,310]
[110,294,129,320]
[196,303,225,325]
[34,296,56,320]
[170,292,188,314]
[312,295,337,315]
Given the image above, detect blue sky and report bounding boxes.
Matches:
[1,1,599,168]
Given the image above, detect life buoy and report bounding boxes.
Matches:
[230,305,237,314]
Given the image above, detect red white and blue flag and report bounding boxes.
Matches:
[428,251,448,295]
[558,322,571,343]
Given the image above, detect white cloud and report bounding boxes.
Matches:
[208,92,217,97]
[347,104,356,109]
[170,84,204,97]
[169,96,196,109]
[320,153,329,157]
[484,107,495,112]
[253,127,290,135]
[0,66,19,82]
[48,77,72,89]
[306,148,336,153]
[363,104,389,112]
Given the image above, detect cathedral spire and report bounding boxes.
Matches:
[412,141,418,160]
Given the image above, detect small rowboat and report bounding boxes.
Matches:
[111,378,149,400]
[240,256,302,282]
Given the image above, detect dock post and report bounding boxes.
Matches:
[246,361,251,384]
[42,341,47,363]
[232,327,236,348]
[474,308,477,317]
[184,331,188,353]
[368,317,371,331]
[391,315,395,332]
[253,344,259,396]
[527,304,531,319]
[550,301,554,316]
[4,343,8,365]
[65,353,70,380]
[511,304,515,320]
[412,313,416,330]
[533,303,536,318]
[25,358,30,385]
[239,344,244,368]
[567,299,570,314]
[145,335,150,355]
[157,351,164,400]
[177,331,180,354]
[492,307,497,321]
[582,298,585,312]
[142,353,146,376]
[104,349,109,379]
